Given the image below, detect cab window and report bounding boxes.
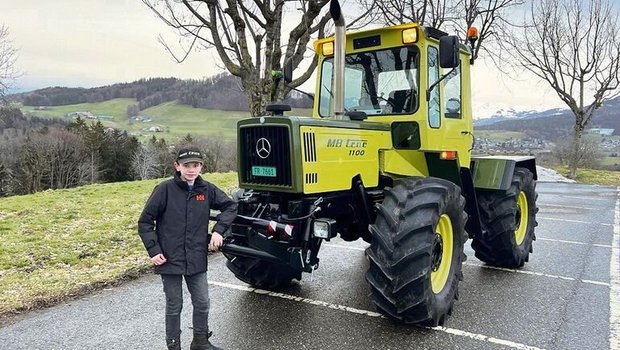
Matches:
[444,64,461,119]
[427,46,440,128]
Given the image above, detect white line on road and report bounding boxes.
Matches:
[538,216,613,227]
[540,195,609,201]
[540,203,599,210]
[209,280,545,350]
[322,244,611,287]
[537,237,616,249]
[609,187,620,349]
[323,243,366,252]
[463,263,610,287]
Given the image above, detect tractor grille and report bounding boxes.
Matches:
[240,126,292,187]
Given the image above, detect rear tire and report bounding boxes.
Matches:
[224,255,300,290]
[366,177,467,326]
[471,167,538,268]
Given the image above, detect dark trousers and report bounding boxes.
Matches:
[161,272,210,340]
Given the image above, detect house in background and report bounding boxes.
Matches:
[586,128,615,136]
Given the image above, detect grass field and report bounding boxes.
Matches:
[601,156,620,166]
[552,166,620,186]
[23,100,312,142]
[0,172,238,317]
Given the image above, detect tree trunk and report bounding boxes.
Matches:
[568,124,583,179]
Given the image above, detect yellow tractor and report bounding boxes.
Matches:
[219,0,538,326]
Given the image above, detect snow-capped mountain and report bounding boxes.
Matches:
[473,105,568,127]
[473,95,620,139]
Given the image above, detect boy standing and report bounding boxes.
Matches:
[138,146,237,350]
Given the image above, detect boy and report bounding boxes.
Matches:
[138,146,237,350]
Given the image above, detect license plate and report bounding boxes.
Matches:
[252,166,277,177]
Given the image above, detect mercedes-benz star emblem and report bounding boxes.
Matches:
[256,138,272,159]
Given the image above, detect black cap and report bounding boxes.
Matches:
[176,147,204,164]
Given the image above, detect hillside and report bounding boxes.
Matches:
[20,99,312,141]
[9,75,312,113]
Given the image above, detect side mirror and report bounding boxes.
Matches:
[284,58,293,84]
[439,36,460,68]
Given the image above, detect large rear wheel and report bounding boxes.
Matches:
[366,177,467,326]
[471,167,538,268]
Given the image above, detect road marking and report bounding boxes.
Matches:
[463,263,610,287]
[537,237,616,249]
[323,244,610,287]
[610,187,620,349]
[538,216,613,227]
[324,243,366,252]
[544,195,608,201]
[430,326,544,350]
[539,203,598,210]
[209,280,545,350]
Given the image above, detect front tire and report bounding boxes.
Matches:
[224,255,300,290]
[471,167,538,268]
[366,177,467,326]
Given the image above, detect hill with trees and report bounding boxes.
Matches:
[9,74,312,115]
[0,106,236,197]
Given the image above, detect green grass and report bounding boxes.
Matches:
[0,172,238,316]
[24,100,313,142]
[552,166,620,186]
[601,157,620,166]
[23,98,136,121]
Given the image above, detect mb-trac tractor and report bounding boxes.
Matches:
[217,0,538,326]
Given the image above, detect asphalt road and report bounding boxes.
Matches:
[0,182,618,350]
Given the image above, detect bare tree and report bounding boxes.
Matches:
[0,24,19,104]
[143,0,374,117]
[552,135,603,169]
[504,0,620,178]
[358,0,525,62]
[193,136,237,172]
[132,142,160,180]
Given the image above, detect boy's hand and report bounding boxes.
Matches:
[209,232,224,251]
[151,253,167,266]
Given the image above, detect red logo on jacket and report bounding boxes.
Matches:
[196,194,205,201]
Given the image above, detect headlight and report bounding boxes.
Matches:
[313,219,336,240]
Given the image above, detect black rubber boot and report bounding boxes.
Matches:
[166,337,181,350]
[190,330,222,350]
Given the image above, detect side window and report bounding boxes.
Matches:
[427,46,440,128]
[344,67,363,111]
[319,60,333,117]
[444,64,461,119]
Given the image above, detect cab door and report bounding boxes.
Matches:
[442,58,472,167]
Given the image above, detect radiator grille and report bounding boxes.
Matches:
[240,126,292,187]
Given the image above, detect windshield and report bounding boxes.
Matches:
[319,46,419,117]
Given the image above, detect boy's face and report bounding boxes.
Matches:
[174,161,203,182]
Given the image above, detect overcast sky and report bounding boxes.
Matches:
[2,0,565,117]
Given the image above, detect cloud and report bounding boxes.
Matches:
[5,0,223,90]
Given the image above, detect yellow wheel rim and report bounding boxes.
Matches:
[431,214,453,294]
[515,191,528,245]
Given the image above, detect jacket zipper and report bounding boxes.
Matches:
[184,190,192,275]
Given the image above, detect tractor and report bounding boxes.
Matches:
[218,0,538,326]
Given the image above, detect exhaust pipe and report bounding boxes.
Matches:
[330,0,346,120]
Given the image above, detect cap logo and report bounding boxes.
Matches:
[256,138,271,159]
[178,151,201,158]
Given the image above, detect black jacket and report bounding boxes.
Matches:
[138,174,237,275]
